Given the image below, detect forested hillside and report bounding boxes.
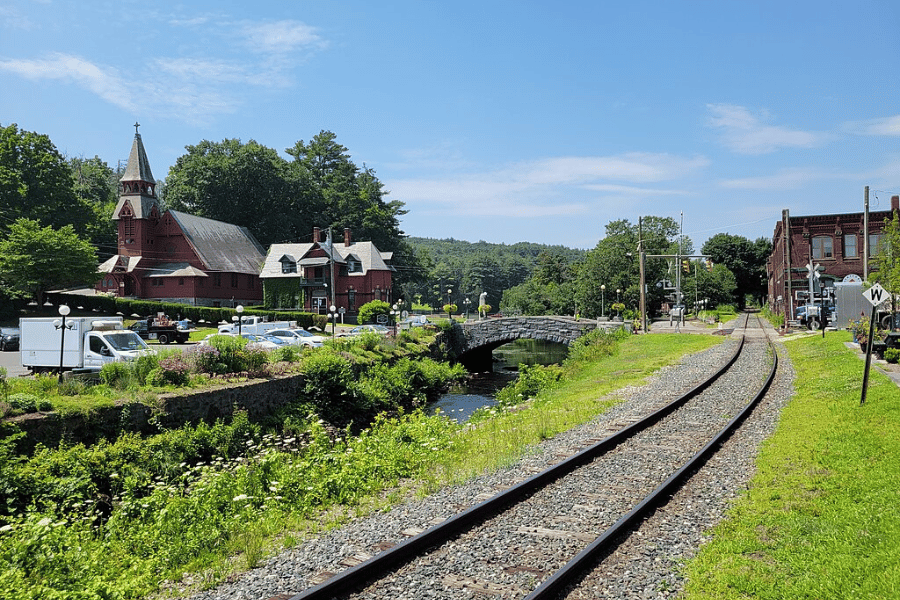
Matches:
[401,237,585,311]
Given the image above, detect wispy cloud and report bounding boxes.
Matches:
[707,104,828,154]
[0,12,329,125]
[0,53,134,110]
[0,4,35,30]
[242,20,327,55]
[390,153,706,217]
[843,115,900,136]
[720,168,833,190]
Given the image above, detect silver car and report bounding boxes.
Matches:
[266,328,325,348]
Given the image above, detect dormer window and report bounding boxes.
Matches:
[279,254,297,274]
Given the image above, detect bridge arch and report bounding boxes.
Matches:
[451,316,621,372]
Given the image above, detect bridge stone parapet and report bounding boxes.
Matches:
[451,316,623,371]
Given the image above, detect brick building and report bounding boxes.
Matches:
[767,195,899,320]
[260,227,395,315]
[97,127,266,307]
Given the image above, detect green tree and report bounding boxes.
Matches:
[701,233,771,308]
[69,155,118,257]
[286,131,406,253]
[163,138,306,247]
[0,123,102,236]
[871,213,900,318]
[575,217,685,319]
[0,219,98,305]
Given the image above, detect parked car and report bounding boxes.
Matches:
[0,328,20,352]
[348,324,390,336]
[267,328,324,348]
[401,315,430,328]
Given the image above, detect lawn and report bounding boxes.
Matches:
[682,332,900,599]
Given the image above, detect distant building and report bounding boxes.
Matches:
[260,227,395,314]
[97,127,265,307]
[767,195,899,321]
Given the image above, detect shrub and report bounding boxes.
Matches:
[100,361,133,388]
[7,392,39,413]
[356,331,382,351]
[357,300,390,325]
[885,348,900,364]
[184,344,223,374]
[495,364,563,406]
[301,350,356,420]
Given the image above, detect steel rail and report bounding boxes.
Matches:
[288,330,748,600]
[525,313,777,599]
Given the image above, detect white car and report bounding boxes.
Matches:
[266,328,324,348]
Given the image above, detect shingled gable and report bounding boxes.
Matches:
[260,228,395,313]
[168,210,265,274]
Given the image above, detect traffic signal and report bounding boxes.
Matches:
[682,259,690,272]
[705,258,713,272]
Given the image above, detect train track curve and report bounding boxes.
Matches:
[257,313,778,600]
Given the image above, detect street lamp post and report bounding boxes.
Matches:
[235,305,244,337]
[54,304,73,384]
[601,284,606,317]
[329,305,337,337]
[463,297,470,320]
[391,303,398,336]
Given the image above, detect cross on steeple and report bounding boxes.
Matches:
[134,121,140,135]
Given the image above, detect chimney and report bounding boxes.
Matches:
[313,227,320,243]
[344,228,352,247]
[892,195,899,213]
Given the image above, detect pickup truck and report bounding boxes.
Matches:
[129,315,192,344]
[218,315,293,335]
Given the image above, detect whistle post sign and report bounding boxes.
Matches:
[863,283,888,307]
[860,283,887,405]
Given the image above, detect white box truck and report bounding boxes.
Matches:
[19,316,150,374]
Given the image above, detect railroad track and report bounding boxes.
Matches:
[270,313,776,600]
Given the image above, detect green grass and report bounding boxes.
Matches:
[0,331,723,598]
[431,333,721,485]
[682,331,900,600]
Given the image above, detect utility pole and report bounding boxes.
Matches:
[638,217,647,333]
[864,186,870,281]
[327,228,336,309]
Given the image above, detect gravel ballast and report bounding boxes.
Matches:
[184,318,793,600]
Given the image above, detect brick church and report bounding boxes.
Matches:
[97,126,265,307]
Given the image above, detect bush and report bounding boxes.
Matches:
[357,300,390,325]
[7,392,39,413]
[885,348,900,364]
[356,331,382,351]
[301,350,356,420]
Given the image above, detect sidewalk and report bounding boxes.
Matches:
[847,341,900,388]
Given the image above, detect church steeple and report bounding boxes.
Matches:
[113,123,160,221]
[119,122,156,198]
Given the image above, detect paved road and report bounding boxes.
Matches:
[0,341,198,379]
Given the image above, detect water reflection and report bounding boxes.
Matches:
[432,339,568,423]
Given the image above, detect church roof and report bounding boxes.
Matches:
[119,130,155,184]
[169,210,266,275]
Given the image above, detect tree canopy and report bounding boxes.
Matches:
[701,233,771,307]
[0,218,98,305]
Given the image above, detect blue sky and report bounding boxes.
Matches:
[1,0,898,250]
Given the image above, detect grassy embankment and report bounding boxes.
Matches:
[0,332,719,599]
[682,331,900,599]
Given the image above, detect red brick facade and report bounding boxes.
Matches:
[767,196,899,320]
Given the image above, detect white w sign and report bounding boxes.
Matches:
[862,283,889,307]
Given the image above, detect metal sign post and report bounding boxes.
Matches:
[861,283,888,405]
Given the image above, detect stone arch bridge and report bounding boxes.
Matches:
[448,316,623,372]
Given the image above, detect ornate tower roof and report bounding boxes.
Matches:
[113,123,160,220]
[120,122,156,186]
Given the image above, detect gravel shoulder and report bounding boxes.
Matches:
[181,319,793,600]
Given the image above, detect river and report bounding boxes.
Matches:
[429,339,569,422]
